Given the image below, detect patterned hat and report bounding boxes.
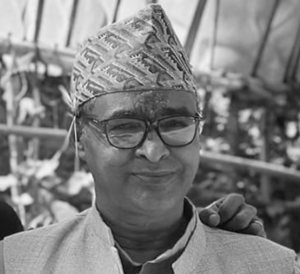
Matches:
[70,4,198,112]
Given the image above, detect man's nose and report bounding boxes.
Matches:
[135,130,170,162]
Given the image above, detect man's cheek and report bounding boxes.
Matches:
[183,151,200,180]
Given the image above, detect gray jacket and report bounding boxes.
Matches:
[0,205,298,274]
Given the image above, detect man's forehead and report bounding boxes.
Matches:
[85,90,198,119]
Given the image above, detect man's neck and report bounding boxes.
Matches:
[97,203,188,263]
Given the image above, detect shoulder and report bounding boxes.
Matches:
[2,209,92,273]
[203,225,296,271]
[203,225,295,257]
[5,208,90,243]
[3,208,91,258]
[1,207,121,273]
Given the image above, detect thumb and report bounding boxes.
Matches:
[198,200,222,227]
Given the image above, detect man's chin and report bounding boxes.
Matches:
[129,192,185,213]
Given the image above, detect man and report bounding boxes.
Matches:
[0,4,298,273]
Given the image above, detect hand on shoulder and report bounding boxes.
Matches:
[198,193,266,237]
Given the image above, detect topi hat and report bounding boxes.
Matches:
[70,4,198,113]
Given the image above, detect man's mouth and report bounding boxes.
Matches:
[132,171,177,181]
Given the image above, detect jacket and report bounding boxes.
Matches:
[1,204,297,274]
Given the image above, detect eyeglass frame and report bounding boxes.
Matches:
[81,114,204,149]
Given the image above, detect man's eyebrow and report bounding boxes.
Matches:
[106,110,139,119]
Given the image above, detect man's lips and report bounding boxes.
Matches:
[132,171,177,178]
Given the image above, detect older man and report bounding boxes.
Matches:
[1,4,298,274]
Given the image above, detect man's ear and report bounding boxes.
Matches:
[199,119,204,135]
[76,141,86,161]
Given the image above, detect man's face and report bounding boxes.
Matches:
[80,90,201,215]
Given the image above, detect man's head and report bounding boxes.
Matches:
[70,5,203,216]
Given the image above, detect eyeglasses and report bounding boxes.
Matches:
[83,115,203,149]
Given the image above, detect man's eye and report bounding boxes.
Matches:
[112,123,137,130]
[160,118,191,129]
[108,121,144,132]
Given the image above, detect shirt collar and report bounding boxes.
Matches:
[87,198,205,273]
[114,198,197,267]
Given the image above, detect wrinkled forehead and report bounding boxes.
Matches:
[80,90,198,120]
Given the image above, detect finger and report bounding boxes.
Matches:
[198,203,221,227]
[240,219,267,238]
[219,204,257,232]
[217,194,245,224]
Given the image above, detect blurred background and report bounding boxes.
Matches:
[0,0,300,254]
